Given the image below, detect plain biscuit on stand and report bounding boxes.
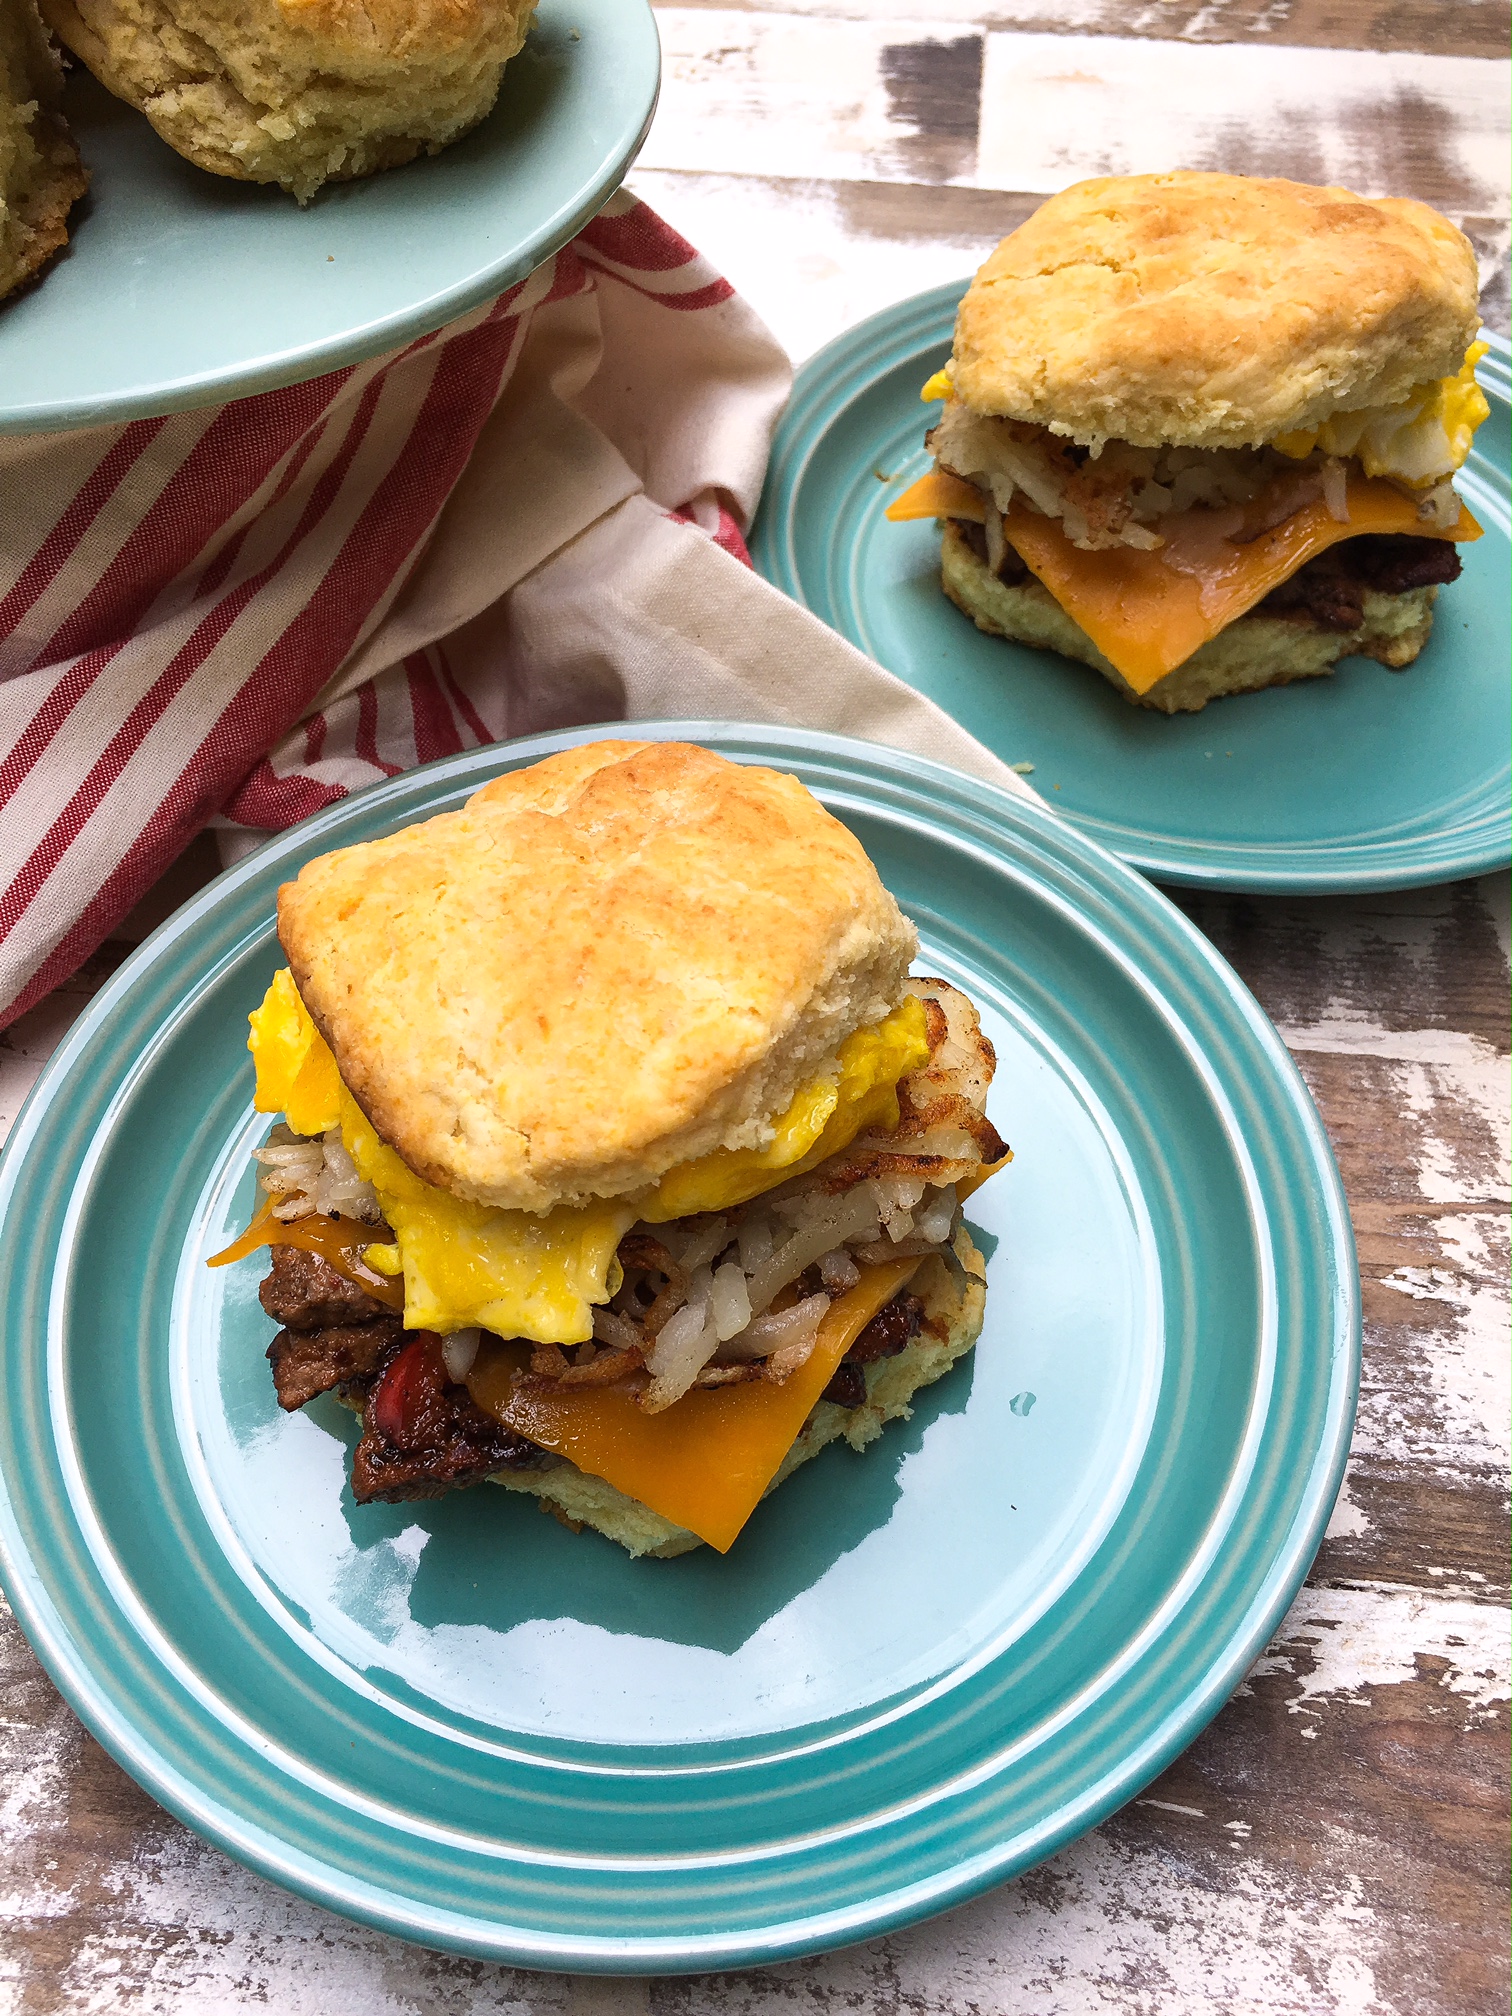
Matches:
[0,0,88,301]
[38,0,539,201]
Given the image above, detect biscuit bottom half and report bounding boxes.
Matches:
[484,1232,988,1558]
[940,519,1440,717]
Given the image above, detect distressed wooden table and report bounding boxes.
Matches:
[1,4,1507,2009]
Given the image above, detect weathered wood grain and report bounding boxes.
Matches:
[646,10,1511,217]
[661,1637,1509,2015]
[1171,880,1512,1653]
[637,9,1511,360]
[663,0,1511,63]
[0,1584,1501,2012]
[646,10,996,186]
[976,31,1509,213]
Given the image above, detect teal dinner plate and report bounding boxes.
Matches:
[0,724,1358,1970]
[750,293,1511,892]
[0,0,658,433]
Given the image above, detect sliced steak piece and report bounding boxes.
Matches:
[267,1317,403,1411]
[1258,548,1365,632]
[952,504,1457,613]
[821,1361,868,1408]
[352,1333,545,1503]
[259,1242,395,1331]
[847,1291,925,1366]
[1339,532,1462,595]
[1258,534,1460,633]
[821,1291,926,1407]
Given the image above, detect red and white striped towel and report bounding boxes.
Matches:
[0,192,1023,1030]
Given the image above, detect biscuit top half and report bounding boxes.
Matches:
[277,741,918,1215]
[950,172,1481,450]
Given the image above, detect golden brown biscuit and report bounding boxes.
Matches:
[278,741,918,1214]
[939,518,1438,715]
[0,0,87,301]
[39,0,537,202]
[952,172,1481,449]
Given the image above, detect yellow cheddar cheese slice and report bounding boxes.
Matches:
[887,470,1482,694]
[886,468,986,523]
[466,1255,924,1551]
[1004,484,1482,694]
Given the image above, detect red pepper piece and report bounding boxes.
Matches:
[370,1333,445,1449]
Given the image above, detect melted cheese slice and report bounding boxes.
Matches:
[887,471,1482,694]
[886,468,987,524]
[466,1256,924,1550]
[244,972,929,1341]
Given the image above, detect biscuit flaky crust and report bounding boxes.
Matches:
[278,741,918,1214]
[952,172,1481,449]
[40,0,537,201]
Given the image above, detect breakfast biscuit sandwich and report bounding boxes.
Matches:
[211,741,1009,1558]
[887,172,1490,713]
[39,0,537,201]
[1,0,87,301]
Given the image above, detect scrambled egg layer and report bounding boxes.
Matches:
[921,345,1490,485]
[641,996,928,1220]
[247,972,929,1342]
[1274,343,1491,484]
[248,971,633,1342]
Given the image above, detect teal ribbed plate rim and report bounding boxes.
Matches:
[0,724,1358,1969]
[0,0,659,433]
[750,292,1511,894]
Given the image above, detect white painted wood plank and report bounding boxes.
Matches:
[1251,1583,1509,1713]
[1300,1013,1512,1481]
[661,0,1512,66]
[646,11,1512,220]
[660,0,1116,22]
[661,0,1508,50]
[645,10,983,186]
[977,31,1511,213]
